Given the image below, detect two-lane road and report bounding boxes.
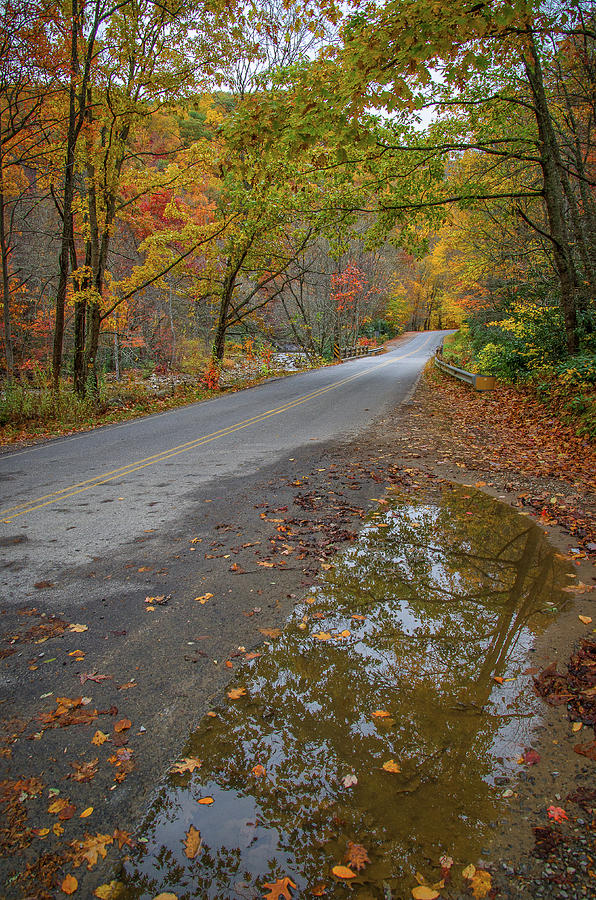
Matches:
[0,331,442,592]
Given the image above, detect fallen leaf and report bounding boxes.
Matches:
[61,874,78,895]
[69,624,88,633]
[547,805,568,822]
[224,660,233,668]
[262,876,297,899]
[411,888,439,900]
[469,869,492,899]
[198,797,214,805]
[344,841,370,871]
[351,614,365,621]
[93,882,126,899]
[572,722,583,733]
[562,582,593,593]
[80,807,93,818]
[170,757,202,774]
[332,865,356,879]
[32,827,50,838]
[342,774,358,788]
[194,593,213,604]
[382,759,401,773]
[310,885,326,896]
[91,730,109,746]
[574,740,596,760]
[462,864,476,879]
[53,823,64,836]
[153,894,179,900]
[372,710,391,718]
[522,749,540,766]
[314,632,332,641]
[493,676,504,684]
[252,764,266,777]
[49,797,72,815]
[259,627,282,639]
[227,687,247,699]
[70,759,99,782]
[183,825,202,859]
[70,833,114,869]
[578,615,593,625]
[113,718,131,733]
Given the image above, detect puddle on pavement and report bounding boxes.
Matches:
[119,484,570,899]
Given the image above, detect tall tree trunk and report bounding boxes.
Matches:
[52,6,80,389]
[0,141,14,380]
[524,39,581,354]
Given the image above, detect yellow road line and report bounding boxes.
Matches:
[1,336,431,523]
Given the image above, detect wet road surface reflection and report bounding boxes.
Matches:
[119,484,569,899]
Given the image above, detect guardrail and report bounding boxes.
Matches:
[334,345,383,360]
[434,352,496,391]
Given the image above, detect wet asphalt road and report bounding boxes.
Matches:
[0,331,445,894]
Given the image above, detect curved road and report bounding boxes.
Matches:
[0,330,445,894]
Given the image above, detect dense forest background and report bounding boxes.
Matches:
[0,0,593,429]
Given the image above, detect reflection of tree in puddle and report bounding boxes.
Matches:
[120,485,569,899]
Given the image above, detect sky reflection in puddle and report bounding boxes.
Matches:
[120,484,569,899]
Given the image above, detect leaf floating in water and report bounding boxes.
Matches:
[342,774,358,788]
[411,888,440,900]
[262,876,297,899]
[331,866,356,879]
[372,710,391,718]
[382,759,401,773]
[344,841,370,871]
[227,687,247,700]
[183,825,201,859]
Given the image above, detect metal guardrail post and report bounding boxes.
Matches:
[434,353,496,391]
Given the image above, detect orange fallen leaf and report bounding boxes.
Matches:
[332,865,356,879]
[547,805,568,822]
[183,825,202,859]
[469,869,492,899]
[70,833,113,868]
[252,764,266,777]
[578,615,593,624]
[262,876,297,899]
[198,797,214,805]
[382,759,401,773]
[227,687,247,699]
[80,807,93,818]
[170,757,202,774]
[113,718,131,733]
[372,710,391,718]
[310,884,326,896]
[344,841,370,871]
[225,660,233,668]
[493,676,504,684]
[259,627,282,639]
[61,874,78,894]
[91,730,109,746]
[314,632,332,641]
[351,614,365,621]
[194,593,213,604]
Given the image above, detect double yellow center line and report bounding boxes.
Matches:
[1,336,431,524]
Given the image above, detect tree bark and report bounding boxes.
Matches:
[0,140,14,380]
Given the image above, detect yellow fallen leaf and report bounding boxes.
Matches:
[69,624,88,633]
[340,630,351,638]
[579,615,593,625]
[462,864,476,879]
[91,730,109,746]
[194,593,213,604]
[382,760,401,773]
[153,895,179,900]
[94,883,126,899]
[34,828,50,837]
[61,874,78,894]
[305,596,316,604]
[53,823,64,836]
[314,632,332,641]
[572,722,583,732]
[332,865,356,879]
[183,825,202,859]
[412,888,440,900]
[470,869,492,899]
[80,807,93,818]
